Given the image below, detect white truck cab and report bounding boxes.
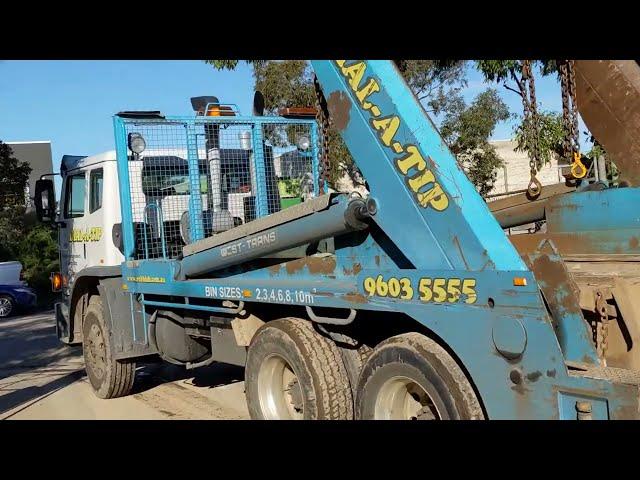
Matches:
[58,152,124,291]
[48,143,255,343]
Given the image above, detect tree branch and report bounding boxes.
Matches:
[503,84,523,97]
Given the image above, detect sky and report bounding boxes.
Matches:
[0,60,589,192]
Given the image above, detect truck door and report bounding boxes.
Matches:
[85,167,106,266]
[60,170,88,290]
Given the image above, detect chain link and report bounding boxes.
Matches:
[594,290,610,365]
[559,60,586,178]
[313,75,331,191]
[520,60,543,197]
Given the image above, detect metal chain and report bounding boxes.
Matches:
[594,290,610,365]
[313,75,331,191]
[559,60,586,178]
[559,61,573,161]
[521,60,543,197]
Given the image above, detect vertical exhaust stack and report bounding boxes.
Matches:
[191,96,221,150]
[191,96,222,213]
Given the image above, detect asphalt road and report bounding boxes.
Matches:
[0,310,250,420]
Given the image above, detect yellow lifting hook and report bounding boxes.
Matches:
[571,151,587,179]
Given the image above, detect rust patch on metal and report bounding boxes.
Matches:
[327,91,351,131]
[343,266,353,275]
[530,254,578,314]
[511,231,636,258]
[314,291,335,298]
[352,263,362,275]
[285,256,337,275]
[374,255,380,266]
[510,384,529,395]
[582,354,595,364]
[546,369,556,378]
[343,292,368,304]
[268,264,281,275]
[526,371,542,382]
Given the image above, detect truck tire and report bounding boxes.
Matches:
[82,295,136,399]
[245,317,353,420]
[356,332,484,420]
[339,342,372,398]
[0,295,14,318]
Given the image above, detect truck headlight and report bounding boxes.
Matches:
[128,132,146,154]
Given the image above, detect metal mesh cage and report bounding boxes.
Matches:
[116,116,319,260]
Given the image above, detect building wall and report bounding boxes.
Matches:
[489,139,563,196]
[6,141,54,211]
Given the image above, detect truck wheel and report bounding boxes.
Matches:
[245,318,353,420]
[339,342,372,398]
[82,295,136,399]
[0,295,14,318]
[356,333,484,420]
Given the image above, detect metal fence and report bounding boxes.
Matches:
[115,116,320,260]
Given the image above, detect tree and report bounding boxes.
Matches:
[207,60,358,186]
[474,60,601,169]
[0,141,31,260]
[17,224,59,305]
[440,89,512,196]
[206,60,511,194]
[0,140,59,306]
[0,140,31,211]
[395,60,467,115]
[513,111,565,165]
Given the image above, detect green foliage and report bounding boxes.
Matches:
[206,60,513,194]
[253,61,316,112]
[475,60,606,171]
[440,89,512,195]
[205,60,241,70]
[17,224,59,305]
[514,111,565,166]
[474,60,522,84]
[0,213,25,260]
[475,60,558,84]
[279,178,302,198]
[205,60,267,71]
[395,60,467,114]
[0,141,31,260]
[0,140,58,306]
[0,141,31,211]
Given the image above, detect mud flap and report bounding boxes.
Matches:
[97,277,158,361]
[55,302,72,344]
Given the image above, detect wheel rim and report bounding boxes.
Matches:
[85,323,107,380]
[257,354,304,419]
[0,297,12,317]
[374,376,443,420]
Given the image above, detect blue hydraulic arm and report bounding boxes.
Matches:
[310,60,600,368]
[311,60,527,272]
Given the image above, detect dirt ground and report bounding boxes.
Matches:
[0,310,250,420]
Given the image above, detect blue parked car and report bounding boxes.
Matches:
[0,261,38,318]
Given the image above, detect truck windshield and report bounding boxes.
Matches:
[141,156,208,196]
[141,155,253,197]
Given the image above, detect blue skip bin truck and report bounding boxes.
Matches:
[35,60,640,419]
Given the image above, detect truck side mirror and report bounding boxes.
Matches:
[35,179,56,223]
